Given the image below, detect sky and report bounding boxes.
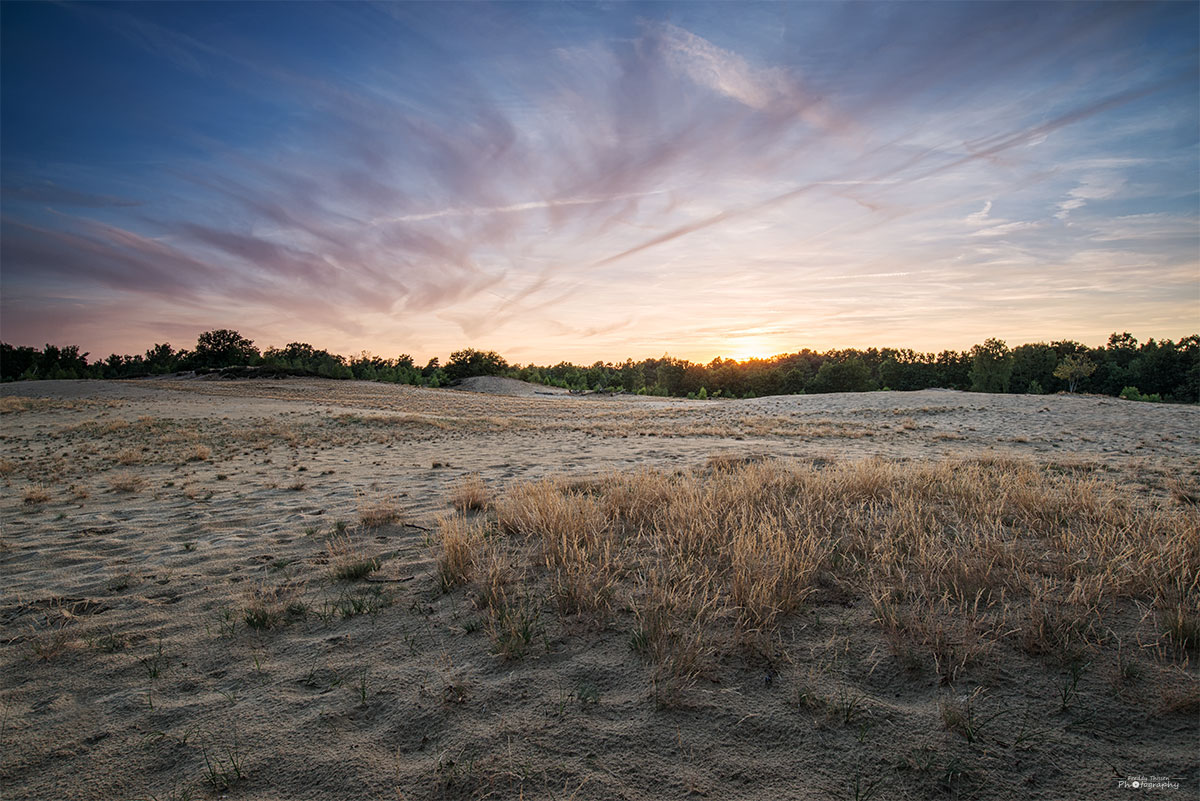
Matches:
[2,1,1197,365]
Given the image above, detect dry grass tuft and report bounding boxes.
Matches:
[187,444,212,462]
[0,459,17,478]
[0,396,35,414]
[109,472,146,493]
[115,448,141,466]
[487,591,542,660]
[437,515,485,591]
[449,473,492,513]
[327,535,381,581]
[242,580,306,629]
[23,484,51,505]
[357,494,404,528]
[24,601,82,660]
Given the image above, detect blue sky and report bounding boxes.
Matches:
[2,1,1197,363]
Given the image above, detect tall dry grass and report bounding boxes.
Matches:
[437,456,1199,690]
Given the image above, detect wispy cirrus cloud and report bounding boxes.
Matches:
[1,2,1195,360]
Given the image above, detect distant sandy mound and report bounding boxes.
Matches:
[452,375,570,396]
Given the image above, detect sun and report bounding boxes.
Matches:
[721,336,781,363]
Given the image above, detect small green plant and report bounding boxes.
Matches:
[144,783,194,801]
[355,667,370,706]
[328,534,381,581]
[242,581,305,630]
[243,605,281,630]
[940,688,1003,744]
[940,757,969,793]
[434,750,477,793]
[141,639,169,679]
[489,595,542,660]
[1010,713,1048,751]
[834,688,866,725]
[576,681,601,708]
[304,666,342,691]
[90,628,129,653]
[332,554,380,581]
[201,733,247,792]
[325,585,393,620]
[1059,660,1088,711]
[215,609,239,637]
[551,685,571,717]
[840,771,881,801]
[794,685,825,712]
[1114,650,1141,687]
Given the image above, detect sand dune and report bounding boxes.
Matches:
[1,379,1196,800]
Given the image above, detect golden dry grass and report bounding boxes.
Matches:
[440,456,1199,690]
[108,472,146,493]
[437,515,485,590]
[449,473,492,513]
[186,444,212,462]
[357,494,404,528]
[22,484,51,505]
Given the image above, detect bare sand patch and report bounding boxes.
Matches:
[1,379,1196,800]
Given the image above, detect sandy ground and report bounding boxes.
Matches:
[1,378,1196,800]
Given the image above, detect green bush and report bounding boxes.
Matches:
[1120,386,1162,403]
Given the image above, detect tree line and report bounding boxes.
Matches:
[2,329,1197,403]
